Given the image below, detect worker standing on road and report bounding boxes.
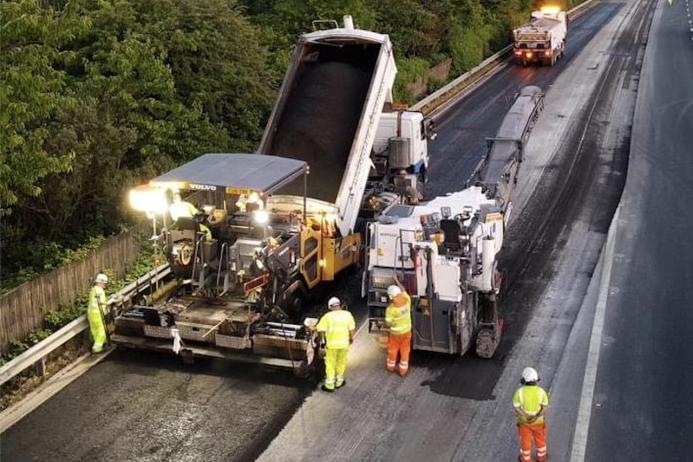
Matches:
[316,297,355,392]
[385,280,412,377]
[513,367,550,462]
[88,274,109,353]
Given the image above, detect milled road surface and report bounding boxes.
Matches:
[578,1,693,459]
[259,1,651,460]
[1,4,624,462]
[428,1,620,198]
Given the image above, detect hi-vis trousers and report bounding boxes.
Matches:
[324,347,349,390]
[518,422,547,462]
[87,307,107,353]
[386,331,411,377]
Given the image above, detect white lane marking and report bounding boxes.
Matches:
[569,206,620,462]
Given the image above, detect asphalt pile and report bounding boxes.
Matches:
[271,60,371,202]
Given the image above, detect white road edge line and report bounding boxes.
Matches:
[569,205,620,461]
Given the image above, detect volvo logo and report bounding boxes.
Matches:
[189,183,217,191]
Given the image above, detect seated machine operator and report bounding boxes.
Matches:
[169,192,212,240]
[235,192,264,213]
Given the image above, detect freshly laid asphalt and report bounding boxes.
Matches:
[0,3,633,462]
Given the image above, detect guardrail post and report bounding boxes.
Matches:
[35,357,47,377]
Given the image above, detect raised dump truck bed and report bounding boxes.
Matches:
[259,26,397,235]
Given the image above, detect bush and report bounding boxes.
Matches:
[394,57,431,104]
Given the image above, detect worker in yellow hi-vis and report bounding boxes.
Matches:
[316,297,355,392]
[169,192,211,240]
[513,367,550,462]
[88,273,109,353]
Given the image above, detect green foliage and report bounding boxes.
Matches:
[43,300,85,332]
[393,57,431,104]
[240,0,544,101]
[1,0,274,280]
[134,0,277,151]
[0,0,88,214]
[0,235,107,294]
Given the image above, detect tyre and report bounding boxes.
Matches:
[281,280,308,322]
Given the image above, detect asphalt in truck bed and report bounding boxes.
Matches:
[1,4,621,461]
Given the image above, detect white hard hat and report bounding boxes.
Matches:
[521,367,539,384]
[328,297,341,308]
[387,285,402,298]
[95,273,108,284]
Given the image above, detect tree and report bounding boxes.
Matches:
[135,0,278,152]
[0,0,88,215]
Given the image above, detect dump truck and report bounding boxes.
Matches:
[365,86,544,358]
[112,17,431,374]
[513,7,567,66]
[258,16,431,234]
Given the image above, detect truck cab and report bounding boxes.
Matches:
[361,110,433,219]
[513,8,567,66]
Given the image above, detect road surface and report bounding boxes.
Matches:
[576,0,693,460]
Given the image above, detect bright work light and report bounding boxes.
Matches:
[129,185,168,215]
[539,5,561,14]
[253,210,269,224]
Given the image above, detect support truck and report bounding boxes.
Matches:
[513,7,568,66]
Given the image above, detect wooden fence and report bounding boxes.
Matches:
[0,229,143,354]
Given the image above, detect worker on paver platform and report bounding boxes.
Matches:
[236,191,265,213]
[385,280,412,377]
[316,297,355,392]
[88,273,109,353]
[169,192,211,240]
[513,367,550,462]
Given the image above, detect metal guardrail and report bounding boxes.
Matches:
[411,45,513,117]
[412,0,599,119]
[0,264,171,388]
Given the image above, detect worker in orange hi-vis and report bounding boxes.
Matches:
[513,367,550,462]
[384,279,412,377]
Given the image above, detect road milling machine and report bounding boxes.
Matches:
[365,86,544,358]
[111,16,433,374]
